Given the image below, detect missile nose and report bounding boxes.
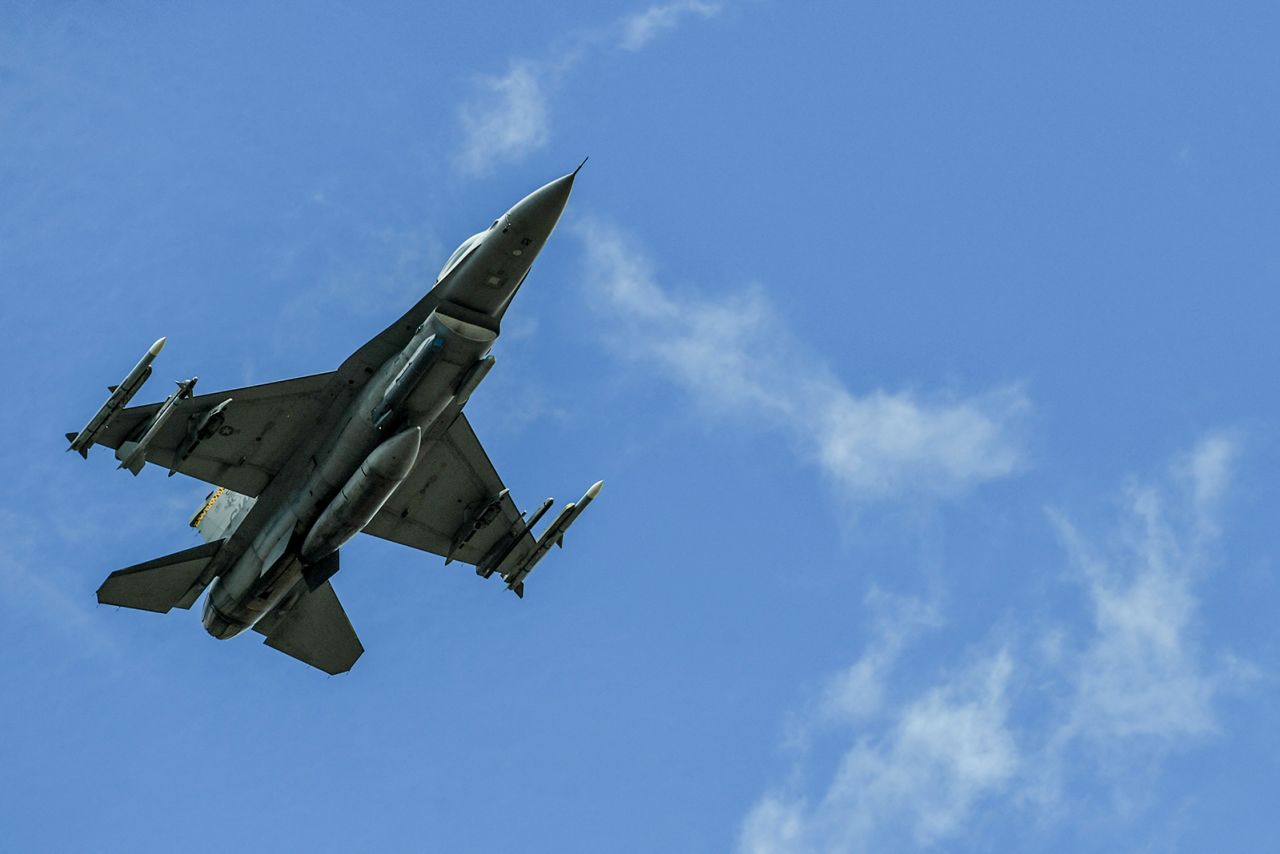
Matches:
[585,480,603,500]
[149,337,166,356]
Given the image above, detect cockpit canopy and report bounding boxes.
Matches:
[436,231,486,282]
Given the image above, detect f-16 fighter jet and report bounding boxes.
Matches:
[68,167,602,674]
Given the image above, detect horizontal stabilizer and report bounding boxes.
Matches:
[97,540,221,613]
[253,579,362,675]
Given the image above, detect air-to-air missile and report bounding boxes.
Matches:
[115,377,198,475]
[65,337,166,458]
[504,480,604,597]
[475,496,556,579]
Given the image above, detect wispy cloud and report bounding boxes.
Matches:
[740,434,1253,851]
[575,217,1029,503]
[744,649,1019,853]
[1032,433,1255,804]
[453,2,723,175]
[0,508,120,655]
[815,589,941,726]
[454,61,553,177]
[618,0,722,51]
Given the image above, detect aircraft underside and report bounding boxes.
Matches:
[77,167,602,674]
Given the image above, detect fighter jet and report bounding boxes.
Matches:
[68,167,602,674]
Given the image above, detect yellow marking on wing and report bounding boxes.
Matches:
[191,486,226,528]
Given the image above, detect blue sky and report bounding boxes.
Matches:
[2,2,1278,851]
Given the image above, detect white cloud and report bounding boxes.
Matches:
[1180,432,1236,535]
[453,3,722,174]
[455,61,551,177]
[743,651,1019,853]
[1044,433,1251,758]
[618,0,722,51]
[575,217,1029,502]
[817,589,940,725]
[1051,509,1215,745]
[740,434,1252,850]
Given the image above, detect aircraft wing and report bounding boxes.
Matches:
[362,412,537,570]
[91,372,339,497]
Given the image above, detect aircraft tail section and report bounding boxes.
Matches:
[190,486,256,543]
[97,540,222,613]
[253,577,363,675]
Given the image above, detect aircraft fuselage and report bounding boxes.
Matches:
[200,173,576,639]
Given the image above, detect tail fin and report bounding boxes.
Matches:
[97,540,222,613]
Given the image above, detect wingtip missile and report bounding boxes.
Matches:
[66,337,168,457]
[503,478,604,595]
[65,432,88,458]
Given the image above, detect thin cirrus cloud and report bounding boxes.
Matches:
[618,0,722,51]
[453,1,723,176]
[574,217,1030,503]
[455,61,552,178]
[738,434,1252,852]
[744,649,1020,853]
[1038,435,1252,767]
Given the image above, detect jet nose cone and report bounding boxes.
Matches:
[510,166,581,234]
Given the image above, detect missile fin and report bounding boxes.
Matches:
[65,432,88,458]
[116,441,145,475]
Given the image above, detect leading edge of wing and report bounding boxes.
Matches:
[90,371,341,496]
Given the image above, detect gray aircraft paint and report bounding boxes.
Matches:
[77,169,603,674]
